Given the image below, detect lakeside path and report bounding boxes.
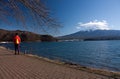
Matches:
[0,47,120,79]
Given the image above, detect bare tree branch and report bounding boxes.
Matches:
[0,0,62,34]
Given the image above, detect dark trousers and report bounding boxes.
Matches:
[14,44,20,54]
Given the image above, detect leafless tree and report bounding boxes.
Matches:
[0,0,61,33]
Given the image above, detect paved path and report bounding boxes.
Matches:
[0,47,115,79]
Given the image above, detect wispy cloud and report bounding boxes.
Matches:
[76,20,110,31]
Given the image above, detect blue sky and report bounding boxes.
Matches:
[1,0,120,36]
[45,0,120,36]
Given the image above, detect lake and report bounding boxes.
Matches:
[1,40,120,72]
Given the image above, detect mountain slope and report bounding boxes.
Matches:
[0,29,57,42]
[58,30,120,40]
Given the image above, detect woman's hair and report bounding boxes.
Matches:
[15,33,18,35]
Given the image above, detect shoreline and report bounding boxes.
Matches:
[25,54,120,78]
[0,46,120,78]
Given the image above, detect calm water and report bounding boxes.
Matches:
[1,40,120,71]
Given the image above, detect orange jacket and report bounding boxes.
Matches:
[13,35,21,44]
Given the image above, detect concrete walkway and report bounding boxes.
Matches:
[0,47,116,79]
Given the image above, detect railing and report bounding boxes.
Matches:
[20,46,35,54]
